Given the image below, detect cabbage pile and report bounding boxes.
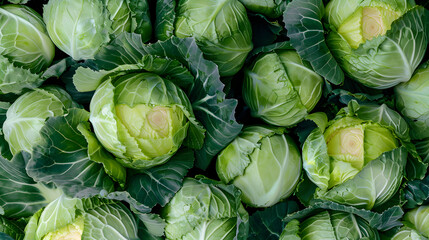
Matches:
[0,0,428,239]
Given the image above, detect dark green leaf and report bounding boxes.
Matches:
[0,216,25,240]
[121,149,194,210]
[128,0,152,42]
[295,174,317,206]
[404,174,429,209]
[283,0,344,85]
[26,108,116,198]
[0,152,62,218]
[248,201,299,240]
[106,149,194,213]
[154,0,176,41]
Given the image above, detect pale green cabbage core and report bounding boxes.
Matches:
[338,6,400,49]
[115,104,186,158]
[325,118,398,188]
[42,215,84,240]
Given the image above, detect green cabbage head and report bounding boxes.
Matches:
[90,72,201,169]
[156,0,253,76]
[280,211,379,240]
[3,86,78,156]
[396,205,429,239]
[243,49,323,127]
[0,4,55,94]
[23,195,139,240]
[325,0,429,89]
[0,4,54,73]
[216,125,301,207]
[162,177,249,240]
[395,60,429,162]
[43,0,152,60]
[302,101,410,209]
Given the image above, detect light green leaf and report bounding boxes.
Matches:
[82,200,139,240]
[0,56,43,95]
[303,127,330,190]
[0,5,54,73]
[34,195,80,239]
[321,147,407,209]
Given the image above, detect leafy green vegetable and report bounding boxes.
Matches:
[161,177,249,240]
[0,152,63,218]
[23,195,140,240]
[155,0,253,76]
[217,125,301,207]
[43,0,151,60]
[281,210,380,239]
[0,4,58,94]
[326,1,429,89]
[283,0,344,85]
[73,33,242,170]
[2,86,78,156]
[243,47,323,127]
[248,201,299,240]
[395,60,429,162]
[302,101,415,209]
[239,0,288,18]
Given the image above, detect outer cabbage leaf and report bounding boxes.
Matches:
[248,201,299,240]
[302,127,331,190]
[24,196,140,240]
[0,215,25,240]
[404,174,429,209]
[82,199,139,240]
[239,0,288,18]
[107,149,194,213]
[135,213,166,238]
[0,152,62,218]
[283,0,344,85]
[26,108,119,197]
[284,199,403,231]
[391,226,427,240]
[281,210,380,240]
[319,147,407,209]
